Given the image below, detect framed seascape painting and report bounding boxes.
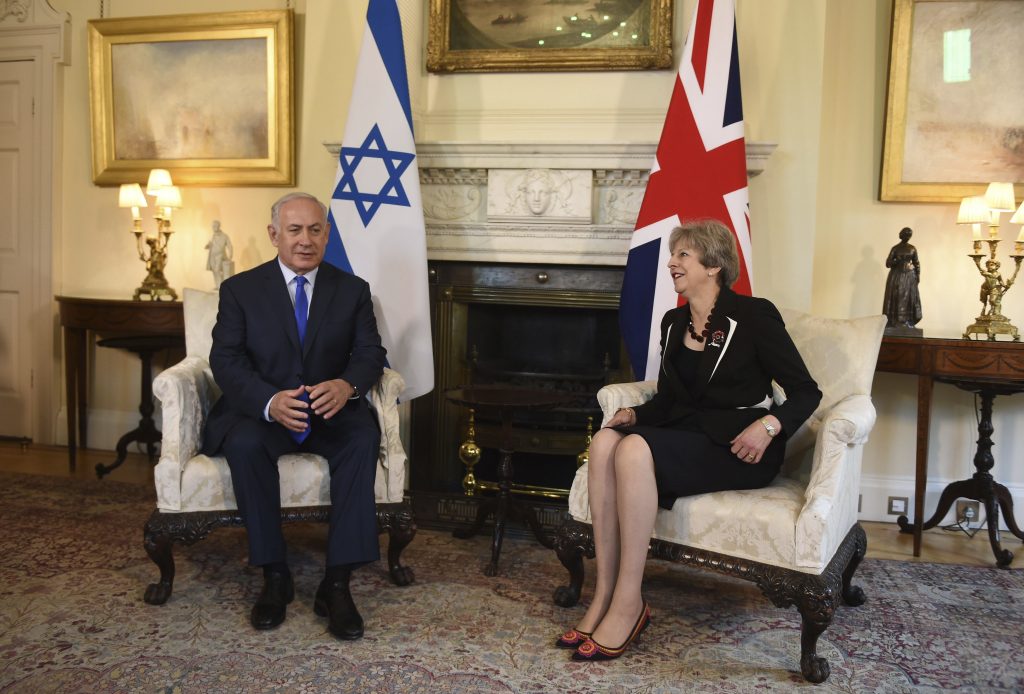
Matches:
[880,0,1024,202]
[88,10,294,186]
[426,0,673,73]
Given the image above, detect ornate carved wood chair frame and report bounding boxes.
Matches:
[552,521,867,683]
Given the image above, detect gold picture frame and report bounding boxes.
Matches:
[880,0,1024,202]
[88,10,294,187]
[427,0,673,73]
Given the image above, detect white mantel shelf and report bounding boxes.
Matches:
[322,141,777,266]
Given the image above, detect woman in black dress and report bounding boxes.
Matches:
[558,219,821,661]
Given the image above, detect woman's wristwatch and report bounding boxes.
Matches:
[760,417,778,437]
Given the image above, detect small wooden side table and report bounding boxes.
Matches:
[899,375,1024,567]
[877,336,1024,567]
[56,296,184,474]
[445,385,574,576]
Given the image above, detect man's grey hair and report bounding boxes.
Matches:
[270,192,329,230]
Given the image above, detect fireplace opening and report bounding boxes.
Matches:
[410,261,629,512]
[462,302,625,494]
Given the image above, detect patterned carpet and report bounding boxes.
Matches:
[0,471,1022,693]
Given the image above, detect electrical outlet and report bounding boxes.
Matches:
[887,496,908,515]
[956,500,980,526]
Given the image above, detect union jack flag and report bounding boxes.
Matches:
[620,0,751,381]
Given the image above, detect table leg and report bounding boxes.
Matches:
[897,373,932,557]
[484,447,513,577]
[62,327,82,472]
[994,484,1024,541]
[96,347,163,479]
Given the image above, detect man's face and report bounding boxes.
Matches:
[268,198,328,274]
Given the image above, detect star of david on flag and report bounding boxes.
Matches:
[325,0,433,401]
[619,0,751,381]
[334,124,415,227]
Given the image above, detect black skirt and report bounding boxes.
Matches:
[615,423,785,509]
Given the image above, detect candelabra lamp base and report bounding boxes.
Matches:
[964,314,1020,342]
[134,273,178,302]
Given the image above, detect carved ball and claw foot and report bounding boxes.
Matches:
[552,518,595,607]
[378,503,418,587]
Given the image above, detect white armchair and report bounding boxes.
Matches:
[143,288,416,605]
[553,309,886,684]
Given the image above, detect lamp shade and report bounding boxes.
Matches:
[155,186,182,209]
[956,196,988,224]
[118,183,147,209]
[146,168,173,196]
[984,182,1016,212]
[1010,201,1024,225]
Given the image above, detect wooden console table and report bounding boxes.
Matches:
[56,296,184,474]
[876,336,1024,566]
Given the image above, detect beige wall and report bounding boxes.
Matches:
[814,0,1024,505]
[43,0,1022,514]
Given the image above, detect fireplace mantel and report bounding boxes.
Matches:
[323,141,776,266]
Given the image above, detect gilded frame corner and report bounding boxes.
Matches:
[426,0,673,73]
[880,0,1024,202]
[88,10,294,187]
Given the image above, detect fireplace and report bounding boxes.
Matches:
[410,261,629,528]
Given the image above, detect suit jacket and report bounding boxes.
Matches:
[202,258,387,454]
[632,288,821,446]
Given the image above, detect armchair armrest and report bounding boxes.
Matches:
[153,355,219,471]
[795,393,877,569]
[596,381,657,426]
[368,367,408,504]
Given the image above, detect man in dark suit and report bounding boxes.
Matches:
[203,192,386,640]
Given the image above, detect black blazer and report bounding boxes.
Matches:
[632,288,821,446]
[202,258,387,454]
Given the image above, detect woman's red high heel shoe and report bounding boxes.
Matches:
[555,628,592,649]
[571,602,651,662]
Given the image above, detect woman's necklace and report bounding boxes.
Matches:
[687,306,714,343]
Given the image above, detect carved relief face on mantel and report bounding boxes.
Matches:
[487,168,592,224]
[523,170,556,215]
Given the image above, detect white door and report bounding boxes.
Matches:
[0,60,35,439]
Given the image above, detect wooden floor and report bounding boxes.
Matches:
[1,441,1020,569]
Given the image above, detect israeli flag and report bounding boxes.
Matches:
[326,0,433,400]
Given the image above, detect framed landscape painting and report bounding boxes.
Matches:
[88,10,294,186]
[427,0,673,72]
[880,0,1024,202]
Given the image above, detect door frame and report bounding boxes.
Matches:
[0,0,69,444]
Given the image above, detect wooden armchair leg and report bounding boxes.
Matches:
[143,511,176,605]
[841,524,867,606]
[798,606,835,684]
[553,519,594,608]
[377,502,416,586]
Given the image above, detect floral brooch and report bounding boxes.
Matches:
[709,330,726,348]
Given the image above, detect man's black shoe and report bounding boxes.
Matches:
[251,571,294,630]
[313,574,364,640]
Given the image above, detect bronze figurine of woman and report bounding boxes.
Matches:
[882,227,922,329]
